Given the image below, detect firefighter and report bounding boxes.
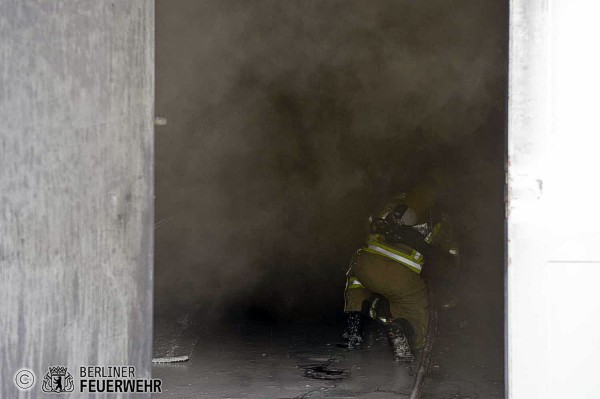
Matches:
[342,184,459,362]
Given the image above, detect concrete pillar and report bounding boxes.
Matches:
[0,1,154,397]
[508,1,600,397]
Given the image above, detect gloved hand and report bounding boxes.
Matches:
[422,250,460,310]
[421,249,459,282]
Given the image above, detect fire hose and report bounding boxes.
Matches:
[409,286,438,399]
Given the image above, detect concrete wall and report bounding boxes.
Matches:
[0,1,154,398]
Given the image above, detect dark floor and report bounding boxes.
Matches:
[152,308,503,399]
[154,321,413,398]
[423,311,504,399]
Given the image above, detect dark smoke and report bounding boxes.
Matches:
[155,0,507,325]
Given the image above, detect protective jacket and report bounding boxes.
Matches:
[364,186,458,275]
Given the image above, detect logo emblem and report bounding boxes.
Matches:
[41,366,74,393]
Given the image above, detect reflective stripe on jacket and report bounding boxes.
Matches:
[363,234,424,274]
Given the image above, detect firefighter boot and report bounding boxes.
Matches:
[387,319,415,362]
[342,311,364,348]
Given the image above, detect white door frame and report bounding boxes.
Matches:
[508,1,600,397]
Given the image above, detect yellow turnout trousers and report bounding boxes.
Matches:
[344,250,429,349]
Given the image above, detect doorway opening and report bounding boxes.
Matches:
[153,1,507,397]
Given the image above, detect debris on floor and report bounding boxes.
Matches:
[152,355,190,364]
[303,364,351,380]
